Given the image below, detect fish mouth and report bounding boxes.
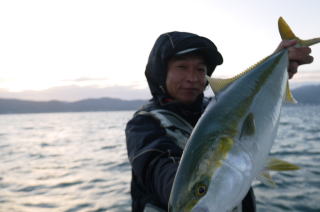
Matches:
[168,206,208,212]
[169,199,209,212]
[191,205,209,212]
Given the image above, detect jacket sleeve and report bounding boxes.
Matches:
[125,113,183,209]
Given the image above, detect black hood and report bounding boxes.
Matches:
[145,31,223,99]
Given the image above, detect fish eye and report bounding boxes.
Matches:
[195,183,207,197]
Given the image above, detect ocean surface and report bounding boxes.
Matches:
[0,105,319,212]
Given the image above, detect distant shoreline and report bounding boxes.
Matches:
[1,84,319,115]
[0,98,147,115]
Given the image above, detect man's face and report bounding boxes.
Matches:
[166,55,207,104]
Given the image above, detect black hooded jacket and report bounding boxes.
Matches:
[125,32,256,212]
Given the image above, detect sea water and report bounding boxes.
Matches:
[0,105,319,211]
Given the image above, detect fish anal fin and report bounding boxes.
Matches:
[285,81,297,104]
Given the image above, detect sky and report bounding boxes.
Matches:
[1,0,320,101]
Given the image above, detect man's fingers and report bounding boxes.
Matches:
[288,61,299,79]
[288,47,313,65]
[274,40,297,53]
[282,40,298,48]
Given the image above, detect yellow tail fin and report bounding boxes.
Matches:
[278,16,320,47]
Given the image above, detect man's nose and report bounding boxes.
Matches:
[185,69,199,82]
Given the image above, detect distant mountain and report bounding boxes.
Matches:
[292,84,320,105]
[0,84,318,114]
[0,98,147,114]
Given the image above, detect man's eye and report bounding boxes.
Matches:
[177,65,187,70]
[198,68,206,73]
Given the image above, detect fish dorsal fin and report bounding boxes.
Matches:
[206,55,270,96]
[240,113,255,138]
[278,16,320,47]
[266,157,300,171]
[206,76,236,95]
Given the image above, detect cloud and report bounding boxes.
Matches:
[1,71,319,102]
[291,70,320,82]
[0,85,151,102]
[61,77,110,82]
[290,70,320,88]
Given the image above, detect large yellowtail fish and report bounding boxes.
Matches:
[168,17,320,212]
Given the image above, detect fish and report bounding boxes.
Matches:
[168,17,320,212]
[168,49,290,212]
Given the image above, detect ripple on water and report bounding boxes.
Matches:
[28,153,46,159]
[21,127,35,130]
[23,202,58,209]
[40,142,51,147]
[89,178,107,183]
[51,180,83,189]
[0,144,10,149]
[79,184,95,191]
[65,203,93,212]
[16,185,47,193]
[88,207,108,212]
[98,161,113,167]
[101,145,117,150]
[106,161,130,172]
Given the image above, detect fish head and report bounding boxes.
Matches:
[168,167,214,212]
[169,134,235,212]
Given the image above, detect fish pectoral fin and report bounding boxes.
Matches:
[240,113,255,138]
[257,158,300,187]
[278,16,320,47]
[285,81,297,104]
[257,171,277,188]
[266,157,301,171]
[214,136,234,159]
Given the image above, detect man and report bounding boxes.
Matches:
[125,31,313,212]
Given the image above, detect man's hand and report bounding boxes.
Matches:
[274,40,314,79]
